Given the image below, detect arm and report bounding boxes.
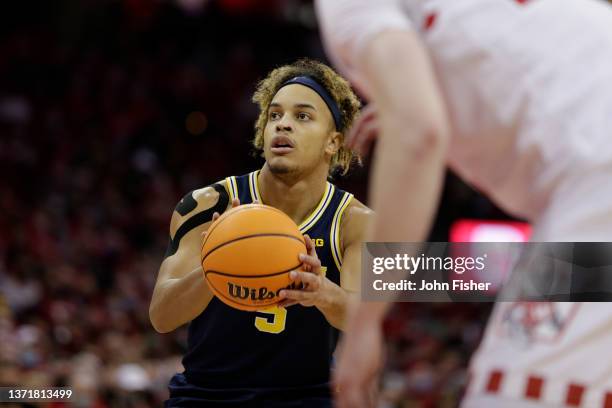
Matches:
[326,199,374,328]
[351,29,450,325]
[149,185,230,333]
[317,0,449,266]
[317,6,450,404]
[313,200,373,330]
[363,29,449,243]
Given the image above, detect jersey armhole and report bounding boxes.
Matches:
[225,176,238,202]
[330,193,354,272]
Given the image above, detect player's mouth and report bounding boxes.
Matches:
[270,135,295,155]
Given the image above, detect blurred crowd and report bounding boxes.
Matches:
[379,304,491,408]
[0,1,508,407]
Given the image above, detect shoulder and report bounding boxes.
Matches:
[343,198,373,224]
[340,198,373,248]
[315,0,414,68]
[169,180,230,236]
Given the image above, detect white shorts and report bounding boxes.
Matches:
[461,394,561,408]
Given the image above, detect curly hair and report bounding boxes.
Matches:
[252,59,361,176]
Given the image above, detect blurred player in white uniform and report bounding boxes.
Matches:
[315,0,612,407]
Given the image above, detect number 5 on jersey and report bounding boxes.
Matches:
[254,306,287,334]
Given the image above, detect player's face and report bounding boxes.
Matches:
[263,84,340,176]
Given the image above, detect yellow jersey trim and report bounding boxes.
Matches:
[299,182,335,233]
[225,176,238,202]
[330,192,353,272]
[249,170,261,203]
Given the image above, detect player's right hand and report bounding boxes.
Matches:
[346,103,378,157]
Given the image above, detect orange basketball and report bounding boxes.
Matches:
[201,204,306,311]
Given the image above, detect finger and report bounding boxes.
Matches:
[289,270,320,290]
[354,119,379,157]
[347,118,375,152]
[298,253,321,272]
[212,211,220,221]
[278,289,312,302]
[350,113,377,153]
[231,198,240,208]
[301,235,320,262]
[348,116,378,157]
[346,104,377,149]
[299,235,317,272]
[303,234,313,252]
[276,299,298,308]
[361,103,377,121]
[346,110,374,148]
[307,239,318,258]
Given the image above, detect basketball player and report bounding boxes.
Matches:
[315,0,612,407]
[149,59,373,407]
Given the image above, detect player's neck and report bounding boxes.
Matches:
[258,164,329,227]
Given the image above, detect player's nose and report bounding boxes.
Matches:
[275,115,293,132]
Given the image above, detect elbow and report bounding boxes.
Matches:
[149,303,174,334]
[421,122,449,157]
[425,123,450,156]
[393,119,449,161]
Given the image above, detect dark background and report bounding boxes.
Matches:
[0,1,525,406]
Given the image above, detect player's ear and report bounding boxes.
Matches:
[326,131,342,155]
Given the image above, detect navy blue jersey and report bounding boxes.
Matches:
[167,170,353,406]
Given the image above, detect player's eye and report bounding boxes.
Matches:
[269,111,282,121]
[297,112,310,121]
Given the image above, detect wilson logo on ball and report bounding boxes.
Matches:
[227,282,302,301]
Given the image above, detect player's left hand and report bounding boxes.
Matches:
[277,234,335,308]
